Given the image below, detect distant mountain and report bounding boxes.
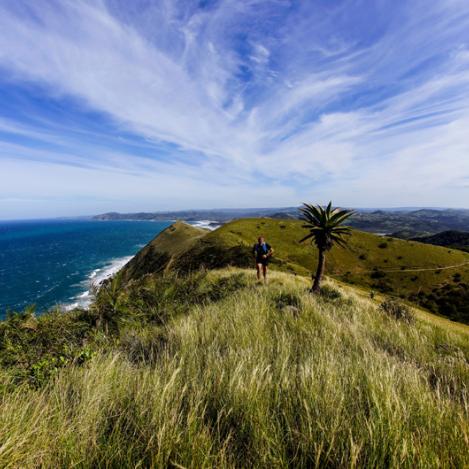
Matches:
[411,231,469,253]
[93,207,469,235]
[349,208,469,234]
[93,207,300,222]
[268,211,299,220]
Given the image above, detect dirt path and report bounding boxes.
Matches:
[339,260,469,276]
[374,260,469,274]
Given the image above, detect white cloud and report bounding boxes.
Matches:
[0,0,469,216]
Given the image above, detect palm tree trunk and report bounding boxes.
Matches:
[312,249,326,293]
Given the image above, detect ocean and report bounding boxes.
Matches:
[0,219,172,318]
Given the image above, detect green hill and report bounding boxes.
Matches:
[411,230,469,252]
[121,221,207,281]
[0,268,468,467]
[121,219,469,323]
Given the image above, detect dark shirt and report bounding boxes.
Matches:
[253,242,271,261]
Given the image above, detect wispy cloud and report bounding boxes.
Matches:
[0,0,469,217]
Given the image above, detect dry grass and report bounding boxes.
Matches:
[0,269,468,468]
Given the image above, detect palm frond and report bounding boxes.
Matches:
[298,201,353,251]
[329,208,354,226]
[299,232,315,244]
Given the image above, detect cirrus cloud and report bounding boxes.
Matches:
[0,0,469,218]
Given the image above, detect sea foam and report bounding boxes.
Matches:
[64,255,133,310]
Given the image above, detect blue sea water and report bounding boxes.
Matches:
[0,219,171,318]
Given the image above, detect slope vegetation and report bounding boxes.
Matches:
[0,268,468,467]
[121,221,207,281]
[121,219,469,323]
[411,230,469,252]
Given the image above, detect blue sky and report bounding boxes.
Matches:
[1,0,469,219]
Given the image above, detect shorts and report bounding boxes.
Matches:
[256,257,269,266]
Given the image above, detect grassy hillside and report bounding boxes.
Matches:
[411,230,469,252]
[121,221,207,281]
[121,219,469,323]
[0,269,468,467]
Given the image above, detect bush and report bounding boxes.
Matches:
[379,299,414,323]
[319,285,342,301]
[205,273,249,302]
[453,273,462,283]
[0,308,94,384]
[275,291,302,310]
[119,328,168,364]
[370,268,386,279]
[378,242,388,249]
[372,281,394,293]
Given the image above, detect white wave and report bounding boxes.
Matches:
[189,220,221,230]
[89,269,98,279]
[64,302,80,311]
[63,255,133,311]
[94,256,133,285]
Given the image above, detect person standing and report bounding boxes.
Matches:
[253,236,273,283]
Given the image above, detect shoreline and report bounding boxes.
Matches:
[63,219,219,311]
[64,255,134,311]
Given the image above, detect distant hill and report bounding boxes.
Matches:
[349,208,469,234]
[411,231,469,253]
[93,207,299,222]
[94,207,469,235]
[121,219,469,324]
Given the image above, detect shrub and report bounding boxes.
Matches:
[120,327,168,364]
[453,273,462,283]
[370,268,386,279]
[379,299,414,323]
[358,253,367,260]
[206,273,248,302]
[275,291,302,310]
[319,285,342,301]
[371,280,394,293]
[378,242,388,249]
[0,308,94,384]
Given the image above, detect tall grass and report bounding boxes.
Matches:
[0,270,468,468]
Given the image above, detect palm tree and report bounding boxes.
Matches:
[299,202,354,293]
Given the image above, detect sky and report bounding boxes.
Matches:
[1,0,469,219]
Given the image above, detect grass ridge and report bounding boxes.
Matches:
[0,269,468,467]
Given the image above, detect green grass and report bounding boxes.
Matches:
[0,269,468,467]
[121,219,469,323]
[122,221,207,281]
[2,221,469,466]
